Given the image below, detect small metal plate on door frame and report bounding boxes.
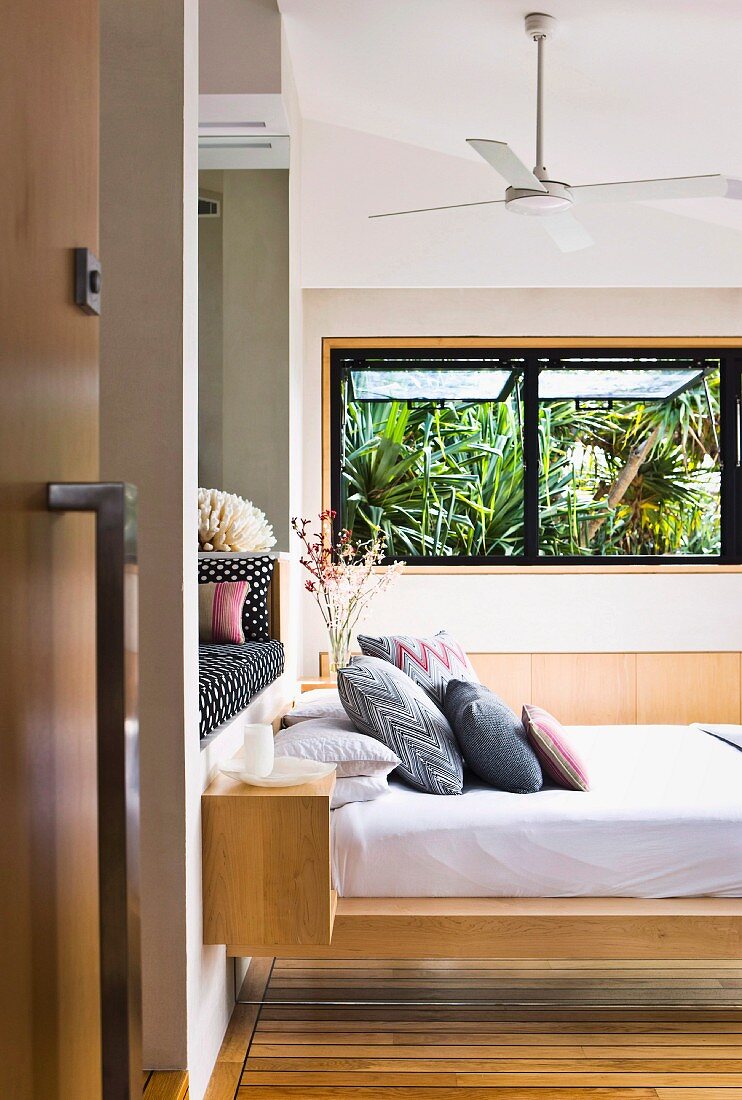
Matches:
[75,247,102,315]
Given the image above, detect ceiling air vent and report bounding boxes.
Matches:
[199,120,267,129]
[198,194,221,218]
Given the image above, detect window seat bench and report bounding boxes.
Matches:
[199,640,285,739]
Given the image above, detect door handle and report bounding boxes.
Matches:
[48,483,141,1100]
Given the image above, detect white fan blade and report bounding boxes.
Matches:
[572,174,728,204]
[467,139,546,192]
[369,198,505,219]
[540,211,594,252]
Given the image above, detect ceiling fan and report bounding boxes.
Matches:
[370,12,742,251]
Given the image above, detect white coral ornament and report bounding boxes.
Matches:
[198,488,276,552]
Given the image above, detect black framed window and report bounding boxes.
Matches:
[330,347,742,565]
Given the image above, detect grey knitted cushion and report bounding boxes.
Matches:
[444,679,543,793]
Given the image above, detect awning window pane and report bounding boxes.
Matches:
[350,367,516,402]
[539,367,706,401]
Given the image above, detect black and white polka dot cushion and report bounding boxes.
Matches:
[199,640,285,739]
[198,555,274,641]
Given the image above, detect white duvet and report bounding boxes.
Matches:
[332,724,742,898]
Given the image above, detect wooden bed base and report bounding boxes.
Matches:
[225,897,742,961]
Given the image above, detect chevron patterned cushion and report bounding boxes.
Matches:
[337,656,464,795]
[357,630,478,708]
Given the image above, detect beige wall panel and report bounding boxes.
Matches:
[198,171,224,490]
[636,652,741,724]
[531,653,637,725]
[200,0,281,94]
[220,170,290,548]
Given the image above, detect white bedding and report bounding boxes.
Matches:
[332,724,742,898]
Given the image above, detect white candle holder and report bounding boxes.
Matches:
[243,722,274,777]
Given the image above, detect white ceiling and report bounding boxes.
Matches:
[279,0,742,287]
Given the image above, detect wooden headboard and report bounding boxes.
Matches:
[319,650,742,725]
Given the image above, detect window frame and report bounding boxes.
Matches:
[327,341,742,568]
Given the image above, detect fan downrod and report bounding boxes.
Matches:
[504,12,571,215]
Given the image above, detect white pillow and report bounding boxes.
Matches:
[282,688,346,726]
[331,775,390,809]
[273,716,399,778]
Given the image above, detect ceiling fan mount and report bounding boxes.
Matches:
[523,12,557,41]
[370,11,740,251]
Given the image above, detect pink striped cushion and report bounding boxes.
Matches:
[522,704,590,792]
[198,581,249,644]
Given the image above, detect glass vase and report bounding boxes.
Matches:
[327,633,351,679]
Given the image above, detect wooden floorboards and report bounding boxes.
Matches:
[204,957,742,1099]
[142,1068,188,1098]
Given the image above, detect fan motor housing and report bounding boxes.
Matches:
[505,180,573,216]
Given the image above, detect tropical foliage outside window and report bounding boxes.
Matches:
[335,352,724,561]
[538,364,720,556]
[342,377,526,556]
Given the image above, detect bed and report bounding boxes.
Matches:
[332,723,742,899]
[203,647,742,959]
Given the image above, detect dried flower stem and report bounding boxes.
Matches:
[292,511,404,671]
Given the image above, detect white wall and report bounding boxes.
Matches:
[100,0,197,1072]
[282,28,304,688]
[101,2,232,1096]
[184,7,235,1097]
[300,287,742,675]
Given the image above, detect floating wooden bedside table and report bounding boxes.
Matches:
[202,769,336,951]
[298,677,337,693]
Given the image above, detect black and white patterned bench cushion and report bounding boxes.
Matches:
[198,555,274,640]
[199,640,285,739]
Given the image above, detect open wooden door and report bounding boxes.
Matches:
[1,2,140,1097]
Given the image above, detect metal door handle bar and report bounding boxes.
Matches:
[48,482,140,1100]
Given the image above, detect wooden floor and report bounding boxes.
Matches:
[205,957,742,1099]
[142,1068,188,1098]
